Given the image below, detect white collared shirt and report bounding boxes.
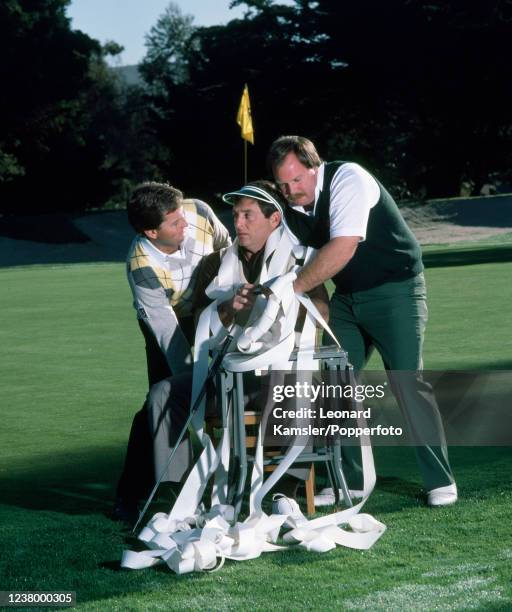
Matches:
[294,162,380,241]
[140,236,187,265]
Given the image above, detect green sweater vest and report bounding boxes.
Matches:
[282,161,424,293]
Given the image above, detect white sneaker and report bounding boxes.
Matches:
[271,494,307,528]
[313,487,364,507]
[427,483,458,507]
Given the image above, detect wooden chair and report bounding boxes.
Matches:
[208,410,316,516]
[207,345,353,521]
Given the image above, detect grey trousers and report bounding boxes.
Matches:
[147,372,195,483]
[326,273,455,491]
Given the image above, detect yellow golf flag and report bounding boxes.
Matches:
[236,84,254,144]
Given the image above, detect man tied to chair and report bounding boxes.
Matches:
[146,179,329,510]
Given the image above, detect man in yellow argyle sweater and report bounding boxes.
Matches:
[113,181,231,522]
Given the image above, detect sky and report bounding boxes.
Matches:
[67,0,293,66]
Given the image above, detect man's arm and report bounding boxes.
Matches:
[220,281,328,330]
[295,281,330,332]
[306,282,330,322]
[129,280,192,375]
[191,251,222,312]
[199,200,232,250]
[213,216,232,250]
[293,236,360,294]
[217,284,256,327]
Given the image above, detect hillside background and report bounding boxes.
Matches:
[1,0,511,219]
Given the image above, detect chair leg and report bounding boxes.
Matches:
[305,463,315,516]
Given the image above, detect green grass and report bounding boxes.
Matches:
[1,240,511,611]
[365,239,512,371]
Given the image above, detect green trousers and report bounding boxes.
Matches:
[324,273,454,491]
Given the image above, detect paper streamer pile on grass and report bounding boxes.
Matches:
[121,228,386,574]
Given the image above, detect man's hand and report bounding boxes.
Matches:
[251,284,273,298]
[293,236,360,294]
[218,283,258,326]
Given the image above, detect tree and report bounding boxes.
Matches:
[0,0,158,213]
[139,0,512,199]
[139,2,197,97]
[140,1,315,193]
[298,0,512,197]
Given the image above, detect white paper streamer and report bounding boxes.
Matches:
[121,227,386,574]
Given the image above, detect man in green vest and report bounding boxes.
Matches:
[268,135,457,507]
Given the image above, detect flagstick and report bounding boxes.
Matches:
[244,139,248,183]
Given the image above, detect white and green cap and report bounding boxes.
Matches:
[222,184,284,217]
